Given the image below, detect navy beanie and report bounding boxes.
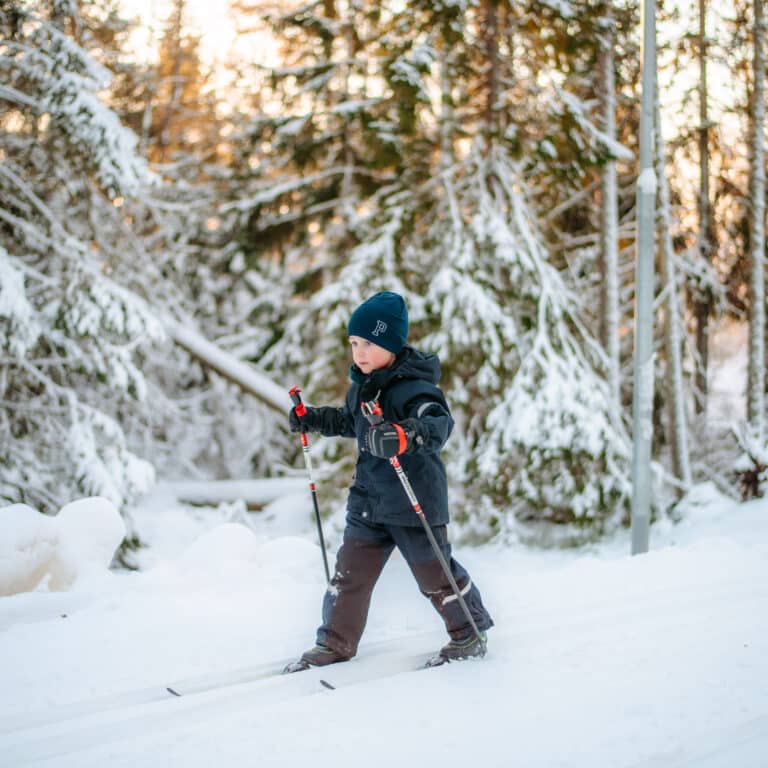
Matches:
[347,291,409,354]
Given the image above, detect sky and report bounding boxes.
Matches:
[1,481,767,766]
[119,0,275,70]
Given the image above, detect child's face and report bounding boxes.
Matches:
[349,335,396,374]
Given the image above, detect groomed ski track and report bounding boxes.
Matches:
[3,580,768,767]
[0,634,436,765]
[2,497,768,768]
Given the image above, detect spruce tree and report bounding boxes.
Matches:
[0,1,162,511]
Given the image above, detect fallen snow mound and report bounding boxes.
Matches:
[0,497,126,595]
[173,522,325,584]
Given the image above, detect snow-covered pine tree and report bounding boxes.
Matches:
[0,2,162,512]
[225,0,440,397]
[409,142,632,539]
[107,3,284,485]
[420,0,633,537]
[311,0,632,535]
[503,0,639,410]
[286,0,635,537]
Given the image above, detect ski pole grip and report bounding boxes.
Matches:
[289,385,307,417]
[361,400,384,426]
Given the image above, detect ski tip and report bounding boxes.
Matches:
[319,679,335,690]
[282,660,311,674]
[166,686,182,697]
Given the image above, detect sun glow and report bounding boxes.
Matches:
[120,0,278,71]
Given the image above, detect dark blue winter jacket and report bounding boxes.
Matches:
[312,346,454,526]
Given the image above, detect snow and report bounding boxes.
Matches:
[0,247,39,356]
[331,99,381,115]
[156,478,307,508]
[163,318,292,413]
[709,320,747,422]
[1,485,767,766]
[0,498,125,596]
[638,167,658,195]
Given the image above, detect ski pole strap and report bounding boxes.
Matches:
[360,399,384,426]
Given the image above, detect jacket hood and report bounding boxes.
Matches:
[350,345,441,388]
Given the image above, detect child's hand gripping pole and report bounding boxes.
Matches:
[289,386,331,584]
[360,400,486,653]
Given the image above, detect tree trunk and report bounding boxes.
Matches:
[164,319,291,413]
[482,0,500,139]
[598,1,621,418]
[693,0,715,415]
[747,0,766,436]
[655,72,692,489]
[439,42,454,171]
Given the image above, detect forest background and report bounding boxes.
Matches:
[0,0,766,557]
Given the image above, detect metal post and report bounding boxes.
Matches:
[631,0,657,555]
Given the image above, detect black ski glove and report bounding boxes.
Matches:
[289,406,321,433]
[364,419,425,458]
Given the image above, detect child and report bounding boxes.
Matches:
[286,291,493,670]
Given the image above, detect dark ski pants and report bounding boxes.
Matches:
[316,515,494,658]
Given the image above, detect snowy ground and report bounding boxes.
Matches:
[1,483,767,767]
[708,320,748,422]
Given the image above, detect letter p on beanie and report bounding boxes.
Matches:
[347,292,409,354]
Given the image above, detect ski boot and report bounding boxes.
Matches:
[425,632,487,668]
[282,644,349,674]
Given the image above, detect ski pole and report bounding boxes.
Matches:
[360,400,486,652]
[289,386,331,584]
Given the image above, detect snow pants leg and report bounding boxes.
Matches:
[316,516,493,657]
[315,523,394,658]
[390,523,494,643]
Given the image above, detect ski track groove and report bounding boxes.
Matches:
[0,628,441,735]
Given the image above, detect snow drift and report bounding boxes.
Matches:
[0,498,125,595]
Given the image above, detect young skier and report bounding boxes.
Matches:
[285,291,493,671]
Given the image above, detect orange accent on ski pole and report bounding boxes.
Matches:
[290,386,308,417]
